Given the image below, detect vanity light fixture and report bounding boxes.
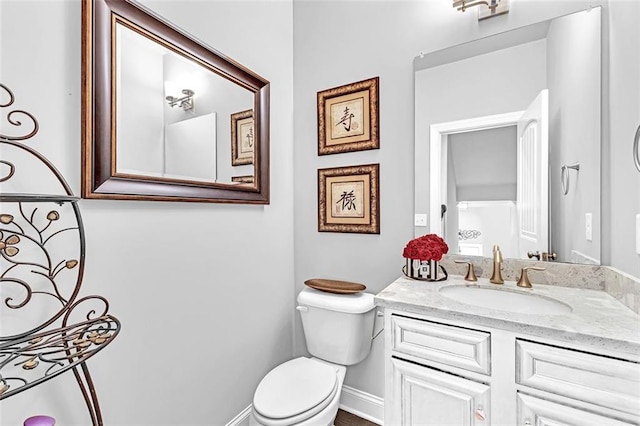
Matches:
[165,89,195,111]
[453,0,509,20]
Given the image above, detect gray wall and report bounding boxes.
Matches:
[548,9,601,264]
[0,1,294,425]
[293,1,422,398]
[293,0,638,402]
[449,126,517,201]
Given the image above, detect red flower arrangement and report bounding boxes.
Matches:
[402,234,449,262]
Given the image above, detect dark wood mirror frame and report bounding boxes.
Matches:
[81,0,270,204]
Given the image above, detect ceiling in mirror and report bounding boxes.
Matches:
[82,0,269,203]
[414,7,601,265]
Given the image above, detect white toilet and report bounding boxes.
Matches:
[250,287,377,426]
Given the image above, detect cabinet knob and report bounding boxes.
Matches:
[524,420,532,426]
[474,407,486,421]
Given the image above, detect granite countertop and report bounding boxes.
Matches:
[375,275,640,356]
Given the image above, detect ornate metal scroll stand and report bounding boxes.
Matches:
[0,83,120,425]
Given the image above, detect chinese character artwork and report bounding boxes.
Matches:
[317,77,379,155]
[231,109,254,166]
[318,164,379,234]
[331,181,365,218]
[240,122,254,151]
[331,100,365,140]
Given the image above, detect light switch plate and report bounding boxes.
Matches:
[585,213,593,241]
[415,214,428,227]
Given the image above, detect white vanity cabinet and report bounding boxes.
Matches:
[384,309,640,426]
[387,314,492,425]
[516,339,640,426]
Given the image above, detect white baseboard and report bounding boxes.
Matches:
[339,385,384,425]
[226,404,252,426]
[570,249,600,265]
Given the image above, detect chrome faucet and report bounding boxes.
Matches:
[490,245,504,284]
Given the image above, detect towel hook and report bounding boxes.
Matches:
[633,124,640,173]
[561,163,580,195]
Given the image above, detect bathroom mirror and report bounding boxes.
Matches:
[415,7,601,264]
[82,0,270,203]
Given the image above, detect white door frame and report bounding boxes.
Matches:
[429,111,524,234]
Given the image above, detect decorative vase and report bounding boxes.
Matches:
[403,258,448,282]
[23,416,55,426]
[405,258,422,279]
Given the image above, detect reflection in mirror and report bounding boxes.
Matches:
[82,0,269,203]
[431,91,550,261]
[444,126,518,258]
[415,7,600,264]
[115,23,254,184]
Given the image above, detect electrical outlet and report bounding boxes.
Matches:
[585,213,592,241]
[414,214,428,227]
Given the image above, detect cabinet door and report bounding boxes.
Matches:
[517,393,638,426]
[387,357,490,426]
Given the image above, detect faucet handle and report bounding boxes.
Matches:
[455,260,478,282]
[517,266,545,288]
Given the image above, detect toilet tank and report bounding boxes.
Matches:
[297,287,376,366]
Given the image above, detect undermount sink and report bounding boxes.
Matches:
[439,285,573,315]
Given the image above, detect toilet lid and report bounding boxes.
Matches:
[253,357,338,420]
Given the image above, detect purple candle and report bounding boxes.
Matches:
[23,415,55,426]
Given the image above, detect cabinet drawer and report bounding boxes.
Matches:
[516,339,640,416]
[517,392,637,426]
[391,315,491,374]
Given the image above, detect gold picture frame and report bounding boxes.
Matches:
[231,109,254,166]
[318,164,379,234]
[231,175,254,184]
[317,77,379,155]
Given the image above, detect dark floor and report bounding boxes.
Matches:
[334,409,379,426]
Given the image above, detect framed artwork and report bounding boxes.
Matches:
[317,77,379,155]
[231,175,254,184]
[231,109,254,166]
[318,163,379,234]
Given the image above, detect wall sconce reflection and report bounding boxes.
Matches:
[165,89,195,111]
[453,0,509,20]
